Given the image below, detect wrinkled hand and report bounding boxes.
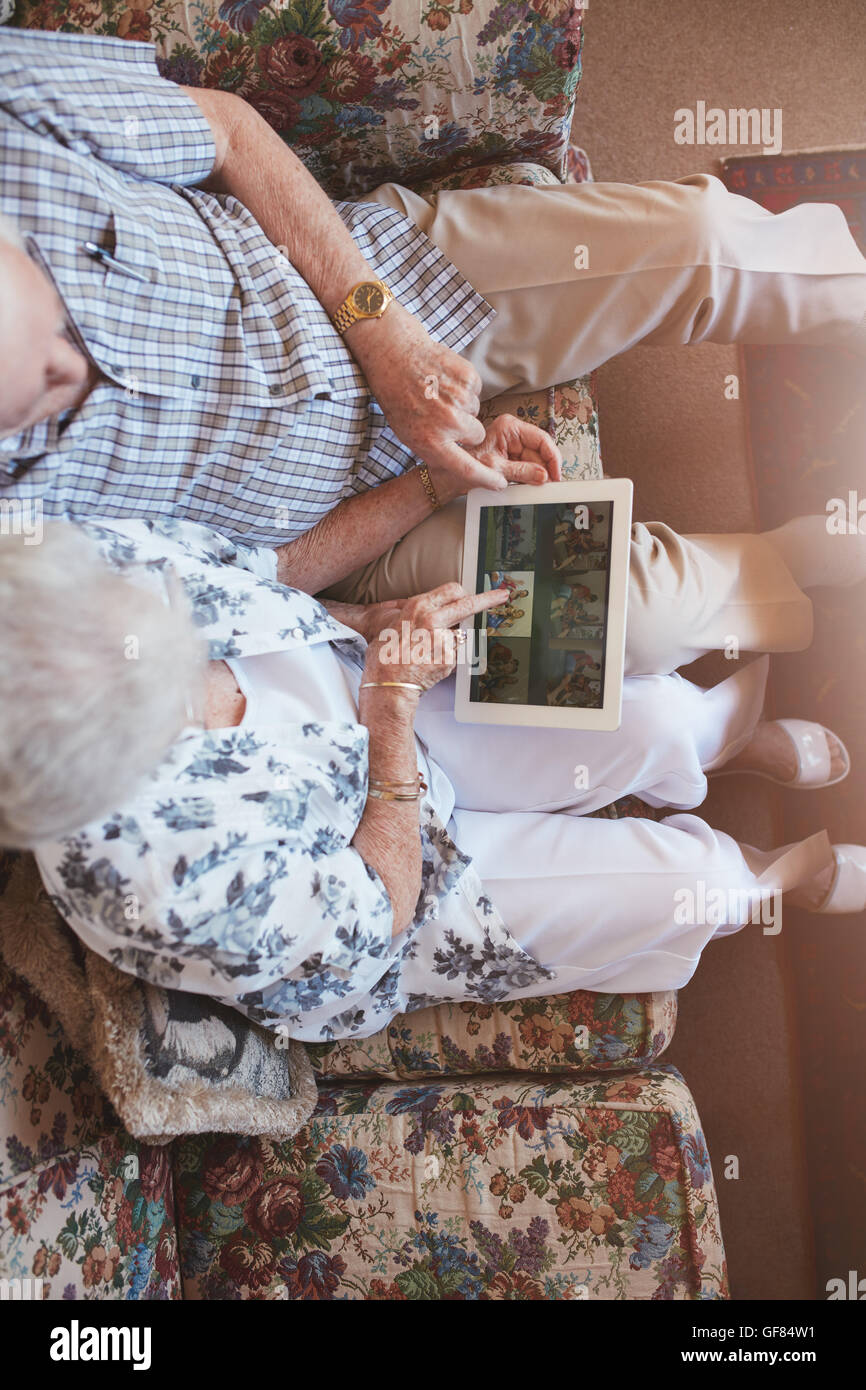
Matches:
[350,303,506,491]
[319,597,398,644]
[465,412,562,486]
[362,582,508,694]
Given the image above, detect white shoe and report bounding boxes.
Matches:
[716,718,850,789]
[813,846,866,913]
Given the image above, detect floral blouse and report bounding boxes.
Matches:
[35,519,553,1041]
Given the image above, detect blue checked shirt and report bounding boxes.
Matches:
[0,31,494,544]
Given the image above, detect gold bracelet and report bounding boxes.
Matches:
[367,787,423,802]
[360,680,424,693]
[369,776,428,793]
[417,463,441,512]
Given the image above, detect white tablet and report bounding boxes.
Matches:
[455,479,633,731]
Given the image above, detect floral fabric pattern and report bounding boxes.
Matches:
[307,990,678,1080]
[13,0,584,198]
[413,155,563,197]
[174,1066,728,1299]
[0,958,180,1300]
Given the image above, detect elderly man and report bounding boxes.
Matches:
[1,29,865,587]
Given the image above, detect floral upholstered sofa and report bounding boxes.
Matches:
[0,0,729,1299]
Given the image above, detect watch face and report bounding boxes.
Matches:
[353,282,385,315]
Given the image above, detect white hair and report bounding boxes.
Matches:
[0,523,206,846]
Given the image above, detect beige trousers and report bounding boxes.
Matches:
[367,173,866,396]
[328,172,856,667]
[324,499,813,675]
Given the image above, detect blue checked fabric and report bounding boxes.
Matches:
[0,31,494,544]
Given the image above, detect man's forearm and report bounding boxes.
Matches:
[188,87,380,317]
[274,466,459,594]
[185,87,497,492]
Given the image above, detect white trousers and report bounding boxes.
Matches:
[416,658,769,818]
[369,173,866,396]
[451,807,830,996]
[417,662,832,994]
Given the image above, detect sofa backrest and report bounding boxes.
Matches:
[9,0,585,197]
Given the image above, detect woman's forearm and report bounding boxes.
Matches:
[274,467,459,593]
[352,688,423,936]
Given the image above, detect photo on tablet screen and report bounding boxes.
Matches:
[551,504,610,575]
[470,500,614,709]
[545,643,604,708]
[485,505,537,570]
[548,570,607,642]
[481,569,534,638]
[477,637,531,703]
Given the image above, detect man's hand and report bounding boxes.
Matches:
[466,412,562,485]
[349,303,507,491]
[421,411,562,506]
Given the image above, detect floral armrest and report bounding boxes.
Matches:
[307,989,678,1080]
[175,1065,728,1300]
[12,0,585,199]
[0,957,181,1300]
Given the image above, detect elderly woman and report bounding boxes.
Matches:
[1,489,863,1042]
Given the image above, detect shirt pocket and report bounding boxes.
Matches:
[87,208,212,395]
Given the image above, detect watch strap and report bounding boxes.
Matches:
[332,299,359,335]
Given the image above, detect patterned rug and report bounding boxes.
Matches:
[722,148,866,1297]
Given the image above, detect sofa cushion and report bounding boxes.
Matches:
[0,853,318,1147]
[12,0,584,198]
[413,146,587,196]
[307,989,677,1080]
[174,1065,728,1299]
[0,959,181,1299]
[0,956,120,1192]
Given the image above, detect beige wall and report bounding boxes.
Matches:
[573,0,866,532]
[571,0,865,1299]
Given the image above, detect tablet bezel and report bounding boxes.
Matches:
[455,478,633,731]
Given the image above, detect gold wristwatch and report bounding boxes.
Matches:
[331,279,395,335]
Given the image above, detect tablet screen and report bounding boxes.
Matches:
[469,499,614,709]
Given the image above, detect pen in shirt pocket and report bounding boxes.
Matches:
[82,242,150,283]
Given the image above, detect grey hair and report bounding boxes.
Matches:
[0,523,206,847]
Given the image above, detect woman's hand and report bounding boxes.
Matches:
[321,595,428,646]
[354,582,504,936]
[362,582,509,694]
[320,596,399,643]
